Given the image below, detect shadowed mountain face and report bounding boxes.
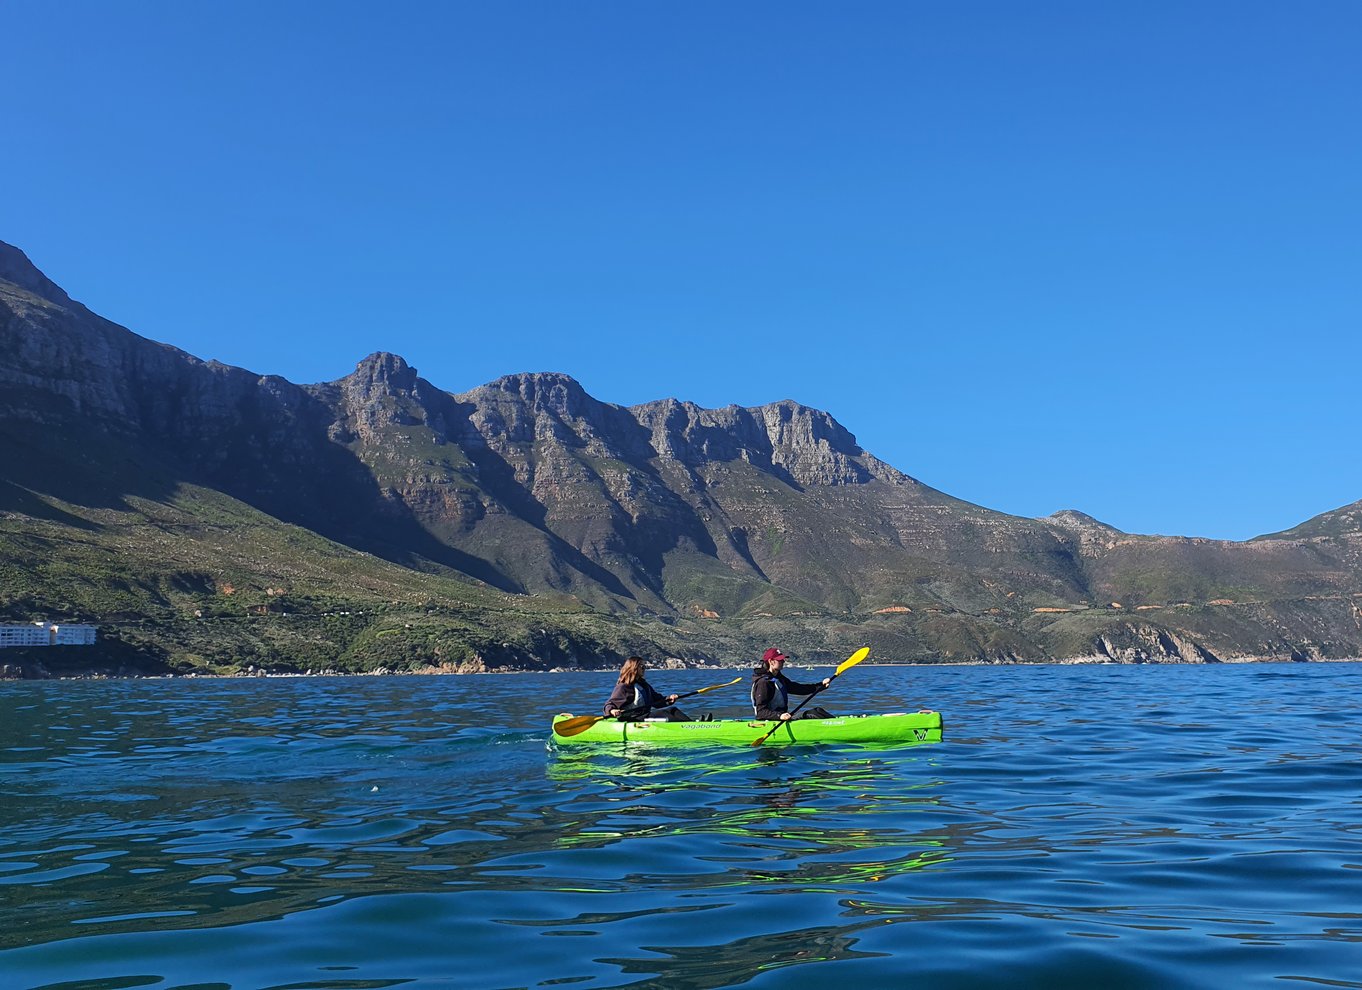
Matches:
[4,238,1362,672]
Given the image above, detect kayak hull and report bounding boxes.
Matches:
[550,711,943,747]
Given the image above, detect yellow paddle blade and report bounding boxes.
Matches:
[835,646,870,676]
[552,714,607,737]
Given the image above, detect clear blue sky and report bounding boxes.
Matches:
[5,1,1360,540]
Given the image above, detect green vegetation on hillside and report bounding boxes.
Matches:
[7,246,1362,674]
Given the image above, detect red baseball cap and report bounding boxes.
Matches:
[762,648,788,663]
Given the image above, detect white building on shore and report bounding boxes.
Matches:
[0,621,97,648]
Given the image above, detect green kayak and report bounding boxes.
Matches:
[550,710,943,747]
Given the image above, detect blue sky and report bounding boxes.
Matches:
[5,1,1360,540]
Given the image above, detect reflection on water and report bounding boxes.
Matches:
[3,664,1362,989]
[546,750,953,891]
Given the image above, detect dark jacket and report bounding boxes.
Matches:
[603,677,669,717]
[751,669,822,720]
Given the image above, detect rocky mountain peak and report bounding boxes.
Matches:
[760,399,859,451]
[479,372,593,417]
[345,352,419,398]
[452,371,631,452]
[756,400,880,486]
[0,240,74,308]
[627,395,904,488]
[326,352,441,446]
[1047,509,1122,533]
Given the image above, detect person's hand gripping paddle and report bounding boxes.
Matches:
[751,647,869,747]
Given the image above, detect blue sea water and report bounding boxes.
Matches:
[2,661,1361,989]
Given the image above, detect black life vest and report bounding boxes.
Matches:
[752,672,789,714]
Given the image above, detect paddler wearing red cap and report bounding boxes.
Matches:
[751,648,834,721]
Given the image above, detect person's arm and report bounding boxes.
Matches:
[784,675,823,696]
[603,681,630,717]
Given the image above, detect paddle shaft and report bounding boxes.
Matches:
[673,676,742,702]
[553,676,742,737]
[613,676,741,717]
[751,674,832,745]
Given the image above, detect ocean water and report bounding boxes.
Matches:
[2,661,1361,989]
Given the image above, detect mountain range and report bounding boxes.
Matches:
[4,238,1361,675]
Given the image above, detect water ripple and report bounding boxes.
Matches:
[2,665,1362,988]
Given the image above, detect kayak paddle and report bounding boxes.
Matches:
[552,676,744,738]
[750,646,870,747]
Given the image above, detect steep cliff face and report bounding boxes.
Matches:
[632,397,903,488]
[0,242,74,307]
[1,242,175,427]
[1,241,335,498]
[6,238,1362,668]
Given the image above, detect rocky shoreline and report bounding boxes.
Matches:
[4,654,1359,681]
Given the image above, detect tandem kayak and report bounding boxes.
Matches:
[550,711,943,747]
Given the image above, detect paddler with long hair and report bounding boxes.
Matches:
[752,648,833,720]
[603,656,694,722]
